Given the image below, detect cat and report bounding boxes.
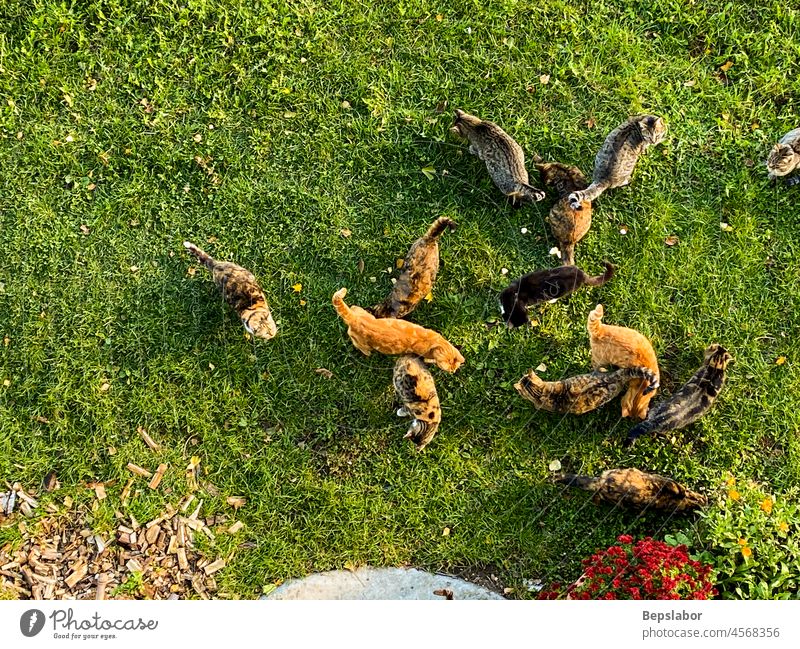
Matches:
[568,115,667,210]
[370,217,457,319]
[515,366,658,415]
[393,355,441,450]
[587,304,659,420]
[500,263,614,328]
[450,109,545,205]
[332,288,464,372]
[553,468,706,513]
[766,127,800,186]
[183,241,277,340]
[623,344,732,447]
[535,161,592,266]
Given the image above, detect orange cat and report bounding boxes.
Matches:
[332,288,464,372]
[587,304,659,419]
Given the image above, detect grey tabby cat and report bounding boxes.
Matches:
[568,115,667,210]
[451,109,545,205]
[766,127,800,186]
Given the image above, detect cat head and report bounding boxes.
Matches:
[430,344,465,373]
[499,288,529,328]
[514,372,545,399]
[766,143,798,179]
[636,115,667,145]
[673,484,708,512]
[403,418,438,451]
[450,109,481,137]
[243,309,278,340]
[704,343,733,370]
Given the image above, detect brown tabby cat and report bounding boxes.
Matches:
[624,344,732,447]
[535,161,592,266]
[371,217,457,319]
[450,109,545,205]
[587,304,659,420]
[568,115,667,210]
[332,288,464,372]
[183,241,277,340]
[500,263,614,328]
[515,366,658,415]
[766,127,800,186]
[393,355,441,450]
[554,468,706,513]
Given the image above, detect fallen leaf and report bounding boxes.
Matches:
[776,356,786,365]
[539,74,550,84]
[435,13,443,21]
[340,228,352,238]
[283,111,296,119]
[87,183,96,191]
[2,379,9,387]
[548,247,561,258]
[619,226,629,235]
[500,267,509,275]
[421,165,436,180]
[193,133,202,143]
[536,363,547,372]
[720,60,734,73]
[585,117,596,128]
[548,459,561,472]
[435,99,447,113]
[665,235,679,246]
[341,100,351,109]
[226,496,246,510]
[720,222,733,231]
[99,382,110,392]
[315,368,334,379]
[396,258,405,269]
[683,79,696,87]
[357,259,365,273]
[43,470,58,492]
[442,527,450,536]
[292,283,302,293]
[187,266,197,277]
[80,224,90,235]
[424,292,433,302]
[299,299,307,306]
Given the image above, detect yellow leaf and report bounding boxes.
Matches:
[435,13,443,21]
[776,356,786,365]
[539,74,550,84]
[728,489,740,501]
[720,60,734,73]
[725,476,736,487]
[340,228,352,238]
[396,258,404,269]
[299,299,307,306]
[424,292,433,302]
[442,527,450,536]
[292,283,302,293]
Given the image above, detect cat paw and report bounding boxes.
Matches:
[786,176,800,187]
[567,193,583,210]
[396,407,409,417]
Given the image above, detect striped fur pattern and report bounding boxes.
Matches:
[554,468,707,513]
[451,109,545,205]
[183,241,277,340]
[535,161,592,266]
[568,115,666,210]
[393,355,441,450]
[515,366,658,415]
[500,263,614,328]
[766,127,800,186]
[371,217,457,319]
[624,344,732,447]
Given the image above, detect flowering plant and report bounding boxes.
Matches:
[539,535,716,600]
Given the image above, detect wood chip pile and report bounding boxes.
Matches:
[1,483,239,600]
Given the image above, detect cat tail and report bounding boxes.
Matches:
[425,216,458,241]
[332,288,354,323]
[586,303,604,337]
[623,419,657,448]
[183,241,216,270]
[584,261,615,286]
[623,367,660,395]
[560,243,576,266]
[552,473,600,492]
[567,182,604,210]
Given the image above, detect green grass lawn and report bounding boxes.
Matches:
[1,0,799,598]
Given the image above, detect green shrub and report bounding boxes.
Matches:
[678,477,800,599]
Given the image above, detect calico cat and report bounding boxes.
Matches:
[535,161,592,266]
[450,109,545,205]
[553,468,706,513]
[393,355,441,450]
[623,344,732,447]
[766,127,800,186]
[500,263,614,328]
[568,115,667,210]
[332,288,464,372]
[183,241,277,340]
[587,304,659,420]
[371,217,457,319]
[515,366,658,415]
